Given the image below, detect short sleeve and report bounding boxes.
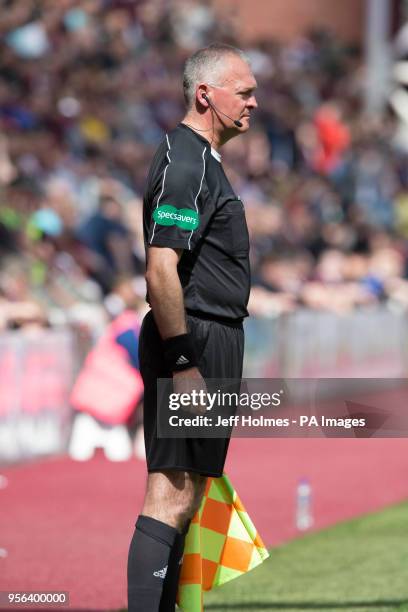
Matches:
[147,144,209,251]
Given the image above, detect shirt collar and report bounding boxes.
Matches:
[211,147,221,162]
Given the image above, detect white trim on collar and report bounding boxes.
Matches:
[211,148,221,162]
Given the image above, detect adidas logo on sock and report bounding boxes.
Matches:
[153,565,168,579]
[176,355,189,366]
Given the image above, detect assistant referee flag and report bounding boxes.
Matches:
[177,474,269,611]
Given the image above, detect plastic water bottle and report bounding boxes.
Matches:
[296,477,313,531]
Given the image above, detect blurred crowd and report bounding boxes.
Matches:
[1,0,408,334]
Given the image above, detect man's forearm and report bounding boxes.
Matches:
[147,252,202,378]
[146,265,187,340]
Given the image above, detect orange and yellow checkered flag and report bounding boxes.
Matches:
[177,474,269,611]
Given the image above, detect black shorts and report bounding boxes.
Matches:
[139,310,244,477]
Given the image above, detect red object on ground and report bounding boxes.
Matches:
[1,439,408,610]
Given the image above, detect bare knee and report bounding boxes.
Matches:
[142,470,207,531]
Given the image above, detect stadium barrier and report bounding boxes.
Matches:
[0,330,74,463]
[1,306,407,462]
[244,306,408,378]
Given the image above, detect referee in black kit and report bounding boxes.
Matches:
[128,43,257,611]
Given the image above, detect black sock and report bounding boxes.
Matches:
[127,515,178,612]
[159,521,190,612]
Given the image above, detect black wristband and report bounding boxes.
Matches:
[163,333,198,372]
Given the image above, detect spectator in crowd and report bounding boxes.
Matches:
[76,195,136,294]
[1,0,408,326]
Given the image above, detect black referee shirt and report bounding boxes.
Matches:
[143,123,250,321]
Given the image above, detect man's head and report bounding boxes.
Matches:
[183,43,257,139]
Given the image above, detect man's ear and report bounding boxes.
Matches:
[197,85,210,107]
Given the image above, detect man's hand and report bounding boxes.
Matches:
[172,367,208,415]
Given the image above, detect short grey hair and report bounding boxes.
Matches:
[182,43,249,108]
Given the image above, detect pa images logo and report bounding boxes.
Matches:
[153,204,199,230]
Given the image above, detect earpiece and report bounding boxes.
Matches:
[200,92,243,128]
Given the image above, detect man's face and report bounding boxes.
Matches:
[209,55,258,133]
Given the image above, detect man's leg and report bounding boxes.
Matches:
[158,519,190,612]
[127,470,206,612]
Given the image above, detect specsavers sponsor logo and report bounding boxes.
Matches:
[153,205,199,230]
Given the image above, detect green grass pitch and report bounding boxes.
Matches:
[202,500,408,612]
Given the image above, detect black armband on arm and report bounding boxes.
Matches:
[163,333,198,372]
